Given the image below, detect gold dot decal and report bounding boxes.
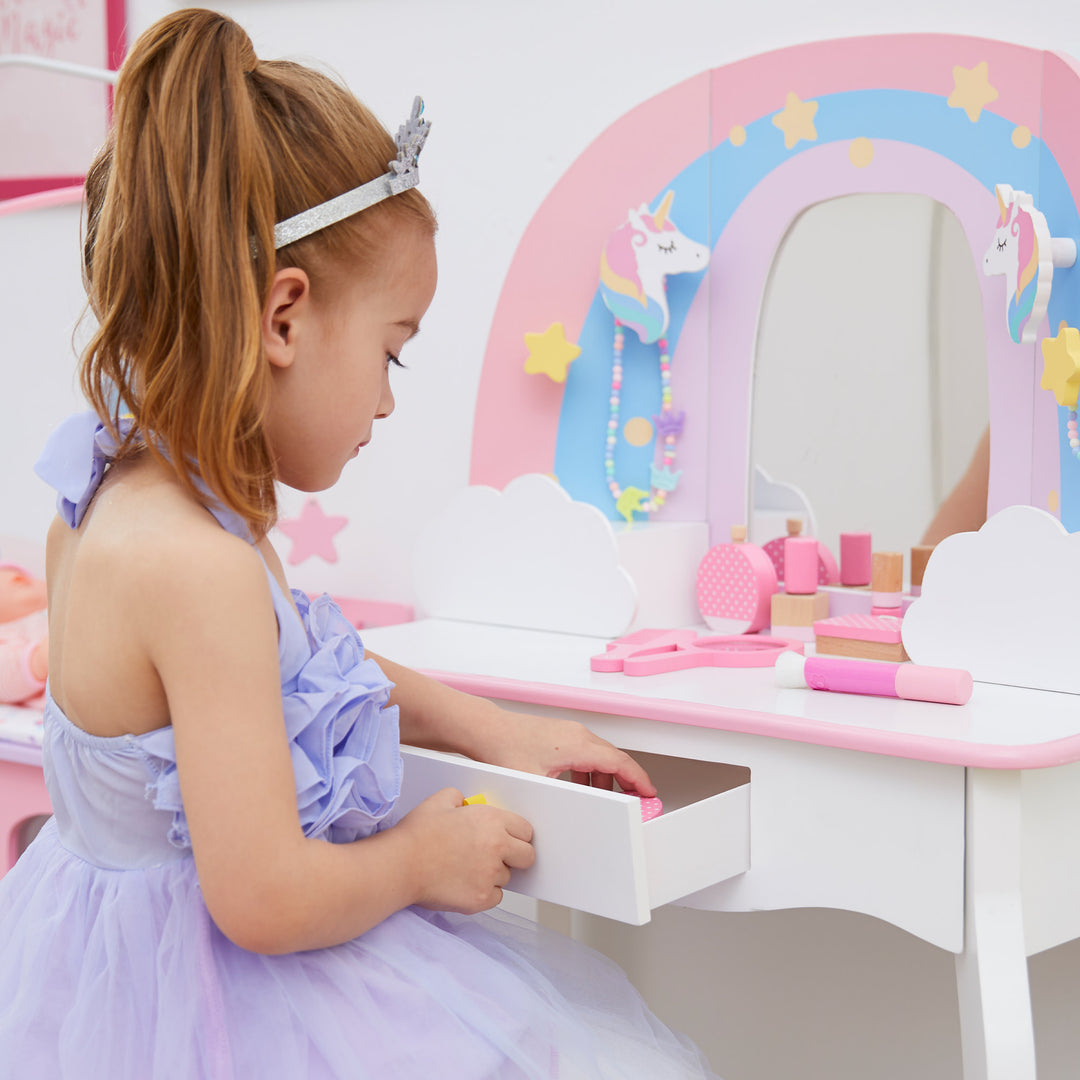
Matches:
[623,417,654,447]
[729,125,747,147]
[849,137,874,168]
[1049,489,1060,513]
[1012,125,1032,149]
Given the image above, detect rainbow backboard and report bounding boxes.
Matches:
[470,35,1080,540]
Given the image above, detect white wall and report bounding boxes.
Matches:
[4,2,1080,1077]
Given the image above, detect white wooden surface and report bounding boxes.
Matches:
[362,617,1080,757]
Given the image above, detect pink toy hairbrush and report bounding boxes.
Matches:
[591,628,803,675]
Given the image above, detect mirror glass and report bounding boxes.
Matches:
[750,193,989,565]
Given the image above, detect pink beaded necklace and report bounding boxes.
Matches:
[604,317,683,518]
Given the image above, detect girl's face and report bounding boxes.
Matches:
[263,225,437,492]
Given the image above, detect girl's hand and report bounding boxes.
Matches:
[479,710,657,797]
[397,787,535,914]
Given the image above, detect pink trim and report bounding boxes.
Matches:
[708,35,1042,151]
[0,180,85,207]
[106,0,128,74]
[416,670,1080,770]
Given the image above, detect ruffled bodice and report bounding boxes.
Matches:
[34,411,402,870]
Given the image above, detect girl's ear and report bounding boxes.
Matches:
[262,268,312,370]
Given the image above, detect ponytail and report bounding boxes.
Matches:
[82,9,281,535]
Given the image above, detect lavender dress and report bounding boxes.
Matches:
[0,412,718,1079]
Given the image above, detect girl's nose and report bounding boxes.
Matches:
[376,375,395,420]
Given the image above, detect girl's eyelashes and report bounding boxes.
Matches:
[386,353,406,369]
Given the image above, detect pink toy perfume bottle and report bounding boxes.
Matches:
[839,531,872,587]
[696,526,777,634]
[770,536,830,642]
[763,518,839,587]
[783,537,819,594]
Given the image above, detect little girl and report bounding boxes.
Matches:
[0,9,719,1078]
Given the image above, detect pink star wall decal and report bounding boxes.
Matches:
[277,498,349,565]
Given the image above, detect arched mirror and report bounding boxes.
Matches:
[750,194,989,561]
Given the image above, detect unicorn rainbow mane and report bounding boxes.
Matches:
[997,187,1040,342]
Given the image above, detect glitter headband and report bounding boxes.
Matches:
[273,96,430,250]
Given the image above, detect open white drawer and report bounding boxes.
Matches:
[396,746,750,925]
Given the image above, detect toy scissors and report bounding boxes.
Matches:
[591,628,803,676]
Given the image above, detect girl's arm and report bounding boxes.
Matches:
[143,528,533,955]
[920,425,990,546]
[367,650,656,797]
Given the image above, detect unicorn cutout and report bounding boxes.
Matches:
[599,191,709,521]
[600,191,709,344]
[983,184,1075,345]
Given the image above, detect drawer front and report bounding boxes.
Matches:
[396,745,750,925]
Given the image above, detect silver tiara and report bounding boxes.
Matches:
[272,96,430,250]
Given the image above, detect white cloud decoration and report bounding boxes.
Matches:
[902,505,1080,694]
[412,474,637,638]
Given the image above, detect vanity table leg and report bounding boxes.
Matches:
[954,768,1035,1080]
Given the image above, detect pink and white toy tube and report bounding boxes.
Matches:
[775,652,972,705]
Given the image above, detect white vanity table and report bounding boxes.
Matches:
[364,615,1080,1080]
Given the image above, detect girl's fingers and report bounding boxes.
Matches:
[568,747,656,797]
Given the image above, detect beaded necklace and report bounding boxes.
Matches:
[604,317,684,518]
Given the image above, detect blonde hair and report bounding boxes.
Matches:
[80,8,436,537]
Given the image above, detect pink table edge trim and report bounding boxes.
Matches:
[415,670,1080,771]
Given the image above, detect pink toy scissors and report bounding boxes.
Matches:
[591,628,803,676]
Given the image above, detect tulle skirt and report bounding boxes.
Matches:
[0,819,718,1079]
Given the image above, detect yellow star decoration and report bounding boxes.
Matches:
[523,322,581,383]
[772,92,818,150]
[1040,322,1080,408]
[947,61,999,123]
